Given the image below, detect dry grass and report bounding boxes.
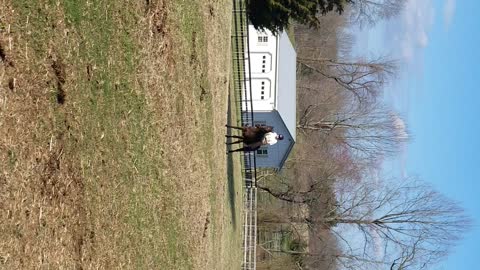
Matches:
[0,0,242,269]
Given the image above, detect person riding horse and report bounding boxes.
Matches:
[225,124,284,153]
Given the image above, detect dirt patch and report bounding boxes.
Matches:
[56,84,66,104]
[51,57,66,104]
[0,41,6,62]
[8,78,15,90]
[190,31,198,65]
[152,1,168,36]
[208,5,215,17]
[199,86,207,101]
[52,58,66,84]
[40,133,87,267]
[40,151,61,198]
[86,64,92,81]
[148,1,174,74]
[202,212,210,238]
[0,40,14,67]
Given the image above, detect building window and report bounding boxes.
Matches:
[261,91,264,94]
[257,148,268,156]
[262,69,265,73]
[262,55,266,59]
[258,36,268,43]
[261,96,264,100]
[261,81,265,85]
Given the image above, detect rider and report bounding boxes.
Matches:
[262,132,284,145]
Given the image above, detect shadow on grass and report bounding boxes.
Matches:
[226,92,238,229]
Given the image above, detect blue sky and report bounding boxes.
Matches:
[352,0,479,269]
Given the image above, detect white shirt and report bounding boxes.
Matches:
[263,132,278,145]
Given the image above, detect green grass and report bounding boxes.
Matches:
[7,0,188,268]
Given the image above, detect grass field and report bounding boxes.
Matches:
[0,0,243,269]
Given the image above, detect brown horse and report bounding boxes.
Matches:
[225,124,273,153]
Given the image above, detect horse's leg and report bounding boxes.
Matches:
[225,124,244,131]
[228,147,250,153]
[228,144,261,153]
[225,135,243,139]
[226,140,243,145]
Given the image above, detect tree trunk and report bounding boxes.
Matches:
[256,185,309,204]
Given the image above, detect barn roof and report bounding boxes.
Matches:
[275,31,297,142]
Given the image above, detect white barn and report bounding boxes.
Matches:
[244,26,297,170]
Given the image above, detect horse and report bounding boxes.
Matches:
[225,124,273,144]
[225,124,273,153]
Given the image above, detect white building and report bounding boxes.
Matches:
[244,26,297,170]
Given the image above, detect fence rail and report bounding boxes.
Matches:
[231,1,258,269]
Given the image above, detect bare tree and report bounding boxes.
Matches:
[337,30,356,59]
[256,148,361,206]
[294,14,349,58]
[297,56,397,103]
[348,0,407,27]
[313,178,472,270]
[256,171,335,205]
[298,100,408,160]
